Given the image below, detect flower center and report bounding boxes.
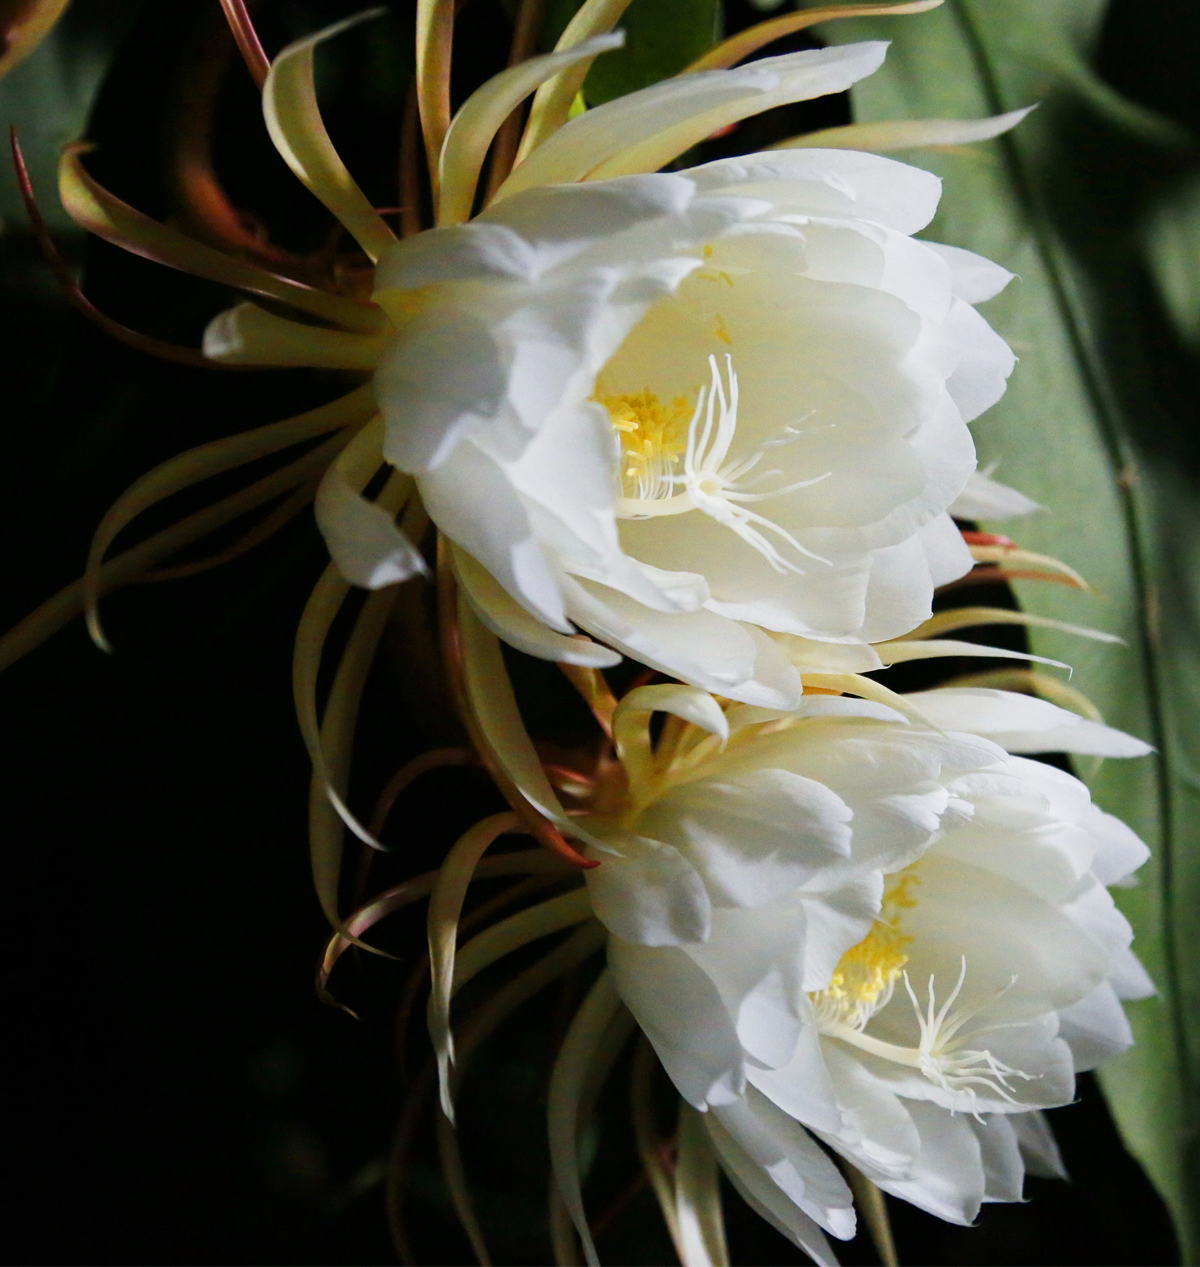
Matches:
[810,870,1036,1116]
[810,870,919,1031]
[601,389,692,503]
[597,355,833,574]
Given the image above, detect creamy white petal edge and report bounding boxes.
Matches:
[576,687,1152,1230]
[205,43,1028,703]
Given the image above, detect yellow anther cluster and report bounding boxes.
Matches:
[598,390,692,497]
[812,869,920,1028]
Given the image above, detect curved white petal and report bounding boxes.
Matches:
[712,1089,855,1238]
[904,687,1154,757]
[705,1112,843,1264]
[203,303,384,368]
[497,43,889,198]
[642,769,852,908]
[453,545,619,666]
[871,1101,984,1226]
[971,1114,1025,1203]
[1010,1111,1067,1180]
[585,832,712,946]
[314,465,426,588]
[948,467,1041,519]
[925,242,1017,304]
[685,146,943,235]
[1056,981,1134,1071]
[607,936,746,1108]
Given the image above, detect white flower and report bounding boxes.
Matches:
[575,686,1152,1256]
[203,40,1019,709]
[375,147,1015,707]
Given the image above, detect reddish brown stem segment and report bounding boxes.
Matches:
[10,128,250,370]
[485,0,550,200]
[218,0,270,89]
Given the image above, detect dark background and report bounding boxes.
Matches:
[2,0,1193,1262]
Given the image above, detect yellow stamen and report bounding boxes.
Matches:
[811,869,919,1029]
[597,389,692,501]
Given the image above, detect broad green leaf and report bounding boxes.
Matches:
[0,0,70,81]
[0,1,145,229]
[1142,173,1200,351]
[813,1,1199,1255]
[541,0,721,104]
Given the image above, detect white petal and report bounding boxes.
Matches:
[314,464,426,589]
[1080,804,1151,886]
[1106,944,1156,999]
[872,1101,984,1225]
[812,1042,919,1178]
[924,242,1016,304]
[747,1019,844,1137]
[585,832,712,945]
[642,768,852,908]
[949,468,1041,519]
[775,635,885,674]
[563,574,804,708]
[712,1089,855,1238]
[1056,981,1134,1071]
[498,43,889,196]
[453,545,619,667]
[918,512,975,587]
[971,1115,1025,1203]
[686,146,943,236]
[904,688,1154,757]
[883,855,1110,1025]
[798,877,882,990]
[854,533,940,644]
[704,1114,843,1264]
[1010,1111,1067,1180]
[419,439,570,631]
[684,902,810,1069]
[939,297,1017,422]
[606,936,745,1108]
[478,172,698,263]
[378,302,512,471]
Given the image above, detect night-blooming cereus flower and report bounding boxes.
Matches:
[204,34,1018,709]
[575,685,1152,1259]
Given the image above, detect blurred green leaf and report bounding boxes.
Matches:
[1142,172,1200,351]
[541,0,721,104]
[0,0,145,230]
[814,0,1199,1255]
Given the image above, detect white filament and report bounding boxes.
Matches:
[817,958,1036,1118]
[615,354,833,574]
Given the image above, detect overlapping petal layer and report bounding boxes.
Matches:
[371,141,1014,702]
[578,687,1151,1238]
[204,41,1022,704]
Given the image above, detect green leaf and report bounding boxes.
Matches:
[813,1,1200,1255]
[1142,172,1200,351]
[541,0,721,104]
[0,3,145,229]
